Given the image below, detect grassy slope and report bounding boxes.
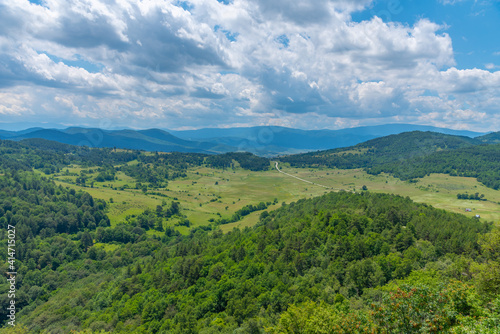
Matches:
[43,161,500,235]
[276,164,500,222]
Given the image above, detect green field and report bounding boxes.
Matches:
[47,162,500,234]
[275,164,500,222]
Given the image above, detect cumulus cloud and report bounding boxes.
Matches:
[0,90,31,115]
[0,0,498,131]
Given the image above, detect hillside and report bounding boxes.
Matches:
[0,138,269,175]
[280,131,479,166]
[170,124,485,156]
[280,131,500,190]
[0,128,235,154]
[2,186,498,333]
[0,136,499,333]
[356,130,479,153]
[367,143,500,190]
[0,124,486,157]
[477,131,500,144]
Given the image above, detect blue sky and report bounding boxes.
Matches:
[0,0,499,131]
[353,0,500,70]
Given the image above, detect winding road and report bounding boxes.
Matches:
[275,162,330,189]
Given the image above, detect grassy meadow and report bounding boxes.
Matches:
[276,164,500,222]
[44,161,500,234]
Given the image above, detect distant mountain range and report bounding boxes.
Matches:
[170,124,486,155]
[0,124,492,156]
[0,128,234,154]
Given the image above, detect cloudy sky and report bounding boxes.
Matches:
[0,0,499,131]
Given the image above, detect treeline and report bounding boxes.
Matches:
[216,200,275,225]
[0,139,271,184]
[279,131,477,169]
[279,132,500,190]
[119,151,270,187]
[206,152,270,171]
[0,171,109,237]
[367,144,500,190]
[124,201,182,232]
[0,138,139,174]
[7,191,498,333]
[120,152,207,186]
[457,192,486,201]
[0,170,110,323]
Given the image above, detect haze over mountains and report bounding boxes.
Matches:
[0,123,490,156]
[170,124,485,155]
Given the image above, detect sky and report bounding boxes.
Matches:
[0,0,499,131]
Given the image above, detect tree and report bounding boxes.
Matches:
[81,231,94,250]
[475,228,500,299]
[154,218,164,232]
[156,205,163,217]
[372,282,478,333]
[270,301,375,333]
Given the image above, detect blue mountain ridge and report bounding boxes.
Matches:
[0,124,492,156]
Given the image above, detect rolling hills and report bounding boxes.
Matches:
[278,131,483,169]
[0,124,489,157]
[170,123,486,155]
[0,130,499,333]
[0,128,235,154]
[279,131,500,190]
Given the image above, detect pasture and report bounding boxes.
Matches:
[46,162,500,234]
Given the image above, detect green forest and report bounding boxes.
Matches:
[0,134,499,333]
[279,131,500,190]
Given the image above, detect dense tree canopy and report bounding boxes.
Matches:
[1,191,496,332]
[0,135,499,333]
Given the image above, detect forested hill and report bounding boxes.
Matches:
[367,144,500,190]
[0,138,271,174]
[279,131,500,190]
[0,134,499,332]
[476,130,500,144]
[0,166,111,327]
[1,124,485,156]
[3,191,499,333]
[0,128,236,155]
[357,131,479,153]
[280,131,479,167]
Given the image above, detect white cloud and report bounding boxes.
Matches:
[0,91,31,115]
[485,63,499,70]
[0,0,498,131]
